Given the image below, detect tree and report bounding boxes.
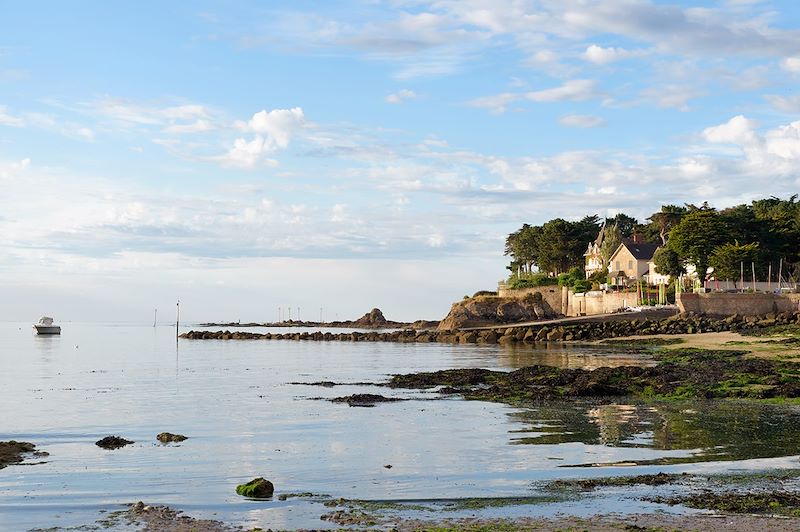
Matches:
[504,216,601,276]
[648,204,687,245]
[653,247,685,278]
[709,242,760,288]
[609,213,638,237]
[537,218,580,274]
[667,209,729,281]
[599,223,622,271]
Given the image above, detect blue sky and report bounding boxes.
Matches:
[2,0,800,322]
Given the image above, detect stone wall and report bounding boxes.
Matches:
[677,292,800,316]
[496,285,565,314]
[568,290,633,316]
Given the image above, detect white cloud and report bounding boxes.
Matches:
[466,92,519,114]
[386,89,417,104]
[218,136,279,168]
[88,98,217,135]
[0,157,30,180]
[559,114,607,128]
[780,57,800,72]
[427,233,445,248]
[765,94,800,113]
[92,98,210,125]
[525,79,598,102]
[76,127,95,141]
[163,119,213,134]
[468,79,599,113]
[216,107,306,168]
[703,115,759,145]
[640,85,705,111]
[239,107,305,149]
[583,44,649,65]
[0,105,24,127]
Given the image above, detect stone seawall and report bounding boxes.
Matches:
[677,292,800,316]
[181,311,800,345]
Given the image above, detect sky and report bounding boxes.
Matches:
[2,0,800,323]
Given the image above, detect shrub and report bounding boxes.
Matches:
[508,272,558,289]
[473,290,498,298]
[572,279,592,293]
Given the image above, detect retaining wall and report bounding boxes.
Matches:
[496,285,565,315]
[677,292,800,316]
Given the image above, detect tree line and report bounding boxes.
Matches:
[505,196,800,286]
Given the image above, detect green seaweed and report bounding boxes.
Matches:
[649,491,800,516]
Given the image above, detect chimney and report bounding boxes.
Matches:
[631,232,640,244]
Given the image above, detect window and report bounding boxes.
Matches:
[628,260,633,270]
[615,261,620,270]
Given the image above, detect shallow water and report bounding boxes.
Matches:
[1,322,798,530]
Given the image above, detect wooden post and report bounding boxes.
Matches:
[740,262,744,292]
[768,263,772,293]
[752,262,756,292]
[176,299,180,340]
[778,258,784,291]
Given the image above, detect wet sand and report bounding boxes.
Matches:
[597,330,800,360]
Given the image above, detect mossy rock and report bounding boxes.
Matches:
[236,477,274,498]
[156,432,187,443]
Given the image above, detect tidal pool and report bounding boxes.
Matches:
[0,322,798,530]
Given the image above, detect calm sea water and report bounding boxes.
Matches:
[1,322,799,530]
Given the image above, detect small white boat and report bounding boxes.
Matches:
[33,316,61,335]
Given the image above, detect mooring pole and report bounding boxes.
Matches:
[176,299,180,340]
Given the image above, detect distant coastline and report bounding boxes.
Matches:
[198,308,439,330]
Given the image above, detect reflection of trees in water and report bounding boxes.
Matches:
[509,401,800,463]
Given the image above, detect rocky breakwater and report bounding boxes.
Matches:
[181,311,800,345]
[437,292,558,330]
[201,308,439,330]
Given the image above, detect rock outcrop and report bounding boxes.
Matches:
[438,292,558,330]
[353,308,388,327]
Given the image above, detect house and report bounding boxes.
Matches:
[608,236,659,286]
[647,261,670,285]
[583,220,606,279]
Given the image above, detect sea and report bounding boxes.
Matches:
[1,321,799,530]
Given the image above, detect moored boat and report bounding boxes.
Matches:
[33,316,61,335]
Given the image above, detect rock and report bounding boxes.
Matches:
[353,308,389,327]
[236,477,274,498]
[156,432,188,444]
[546,328,564,341]
[0,441,44,468]
[496,301,530,322]
[96,436,134,450]
[384,464,392,469]
[331,394,406,407]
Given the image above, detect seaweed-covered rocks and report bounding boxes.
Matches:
[387,349,800,402]
[181,311,800,346]
[331,394,406,407]
[156,432,188,443]
[96,436,134,449]
[235,477,274,498]
[0,441,48,468]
